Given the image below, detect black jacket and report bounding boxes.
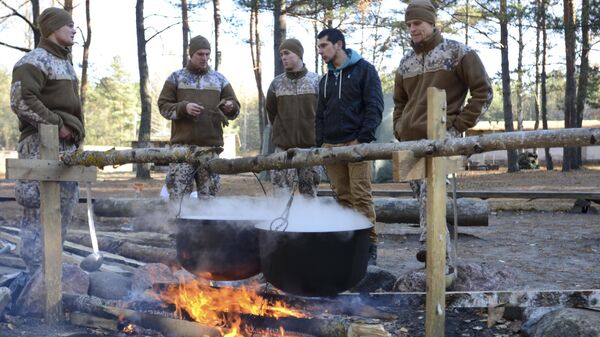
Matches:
[316,49,383,146]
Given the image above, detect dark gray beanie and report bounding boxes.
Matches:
[405,0,436,25]
[189,35,211,56]
[279,38,304,59]
[38,7,73,38]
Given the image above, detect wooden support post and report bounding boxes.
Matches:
[425,88,447,337]
[39,124,63,323]
[6,125,97,323]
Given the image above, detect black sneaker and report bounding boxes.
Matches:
[368,244,378,266]
[416,249,427,263]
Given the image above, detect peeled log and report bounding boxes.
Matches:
[92,197,488,226]
[61,128,600,173]
[374,198,488,227]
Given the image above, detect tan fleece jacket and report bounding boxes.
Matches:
[11,38,83,143]
[393,29,493,141]
[158,63,240,147]
[266,66,320,149]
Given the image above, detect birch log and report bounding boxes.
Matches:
[61,128,600,173]
[92,197,488,226]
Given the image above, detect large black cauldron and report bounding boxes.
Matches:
[176,216,262,281]
[256,222,372,297]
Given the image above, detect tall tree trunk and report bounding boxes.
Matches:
[181,0,189,67]
[32,0,40,47]
[540,0,553,170]
[273,0,286,76]
[80,0,92,111]
[516,0,524,133]
[249,1,266,145]
[213,0,222,70]
[575,0,590,167]
[313,18,319,73]
[534,0,541,132]
[465,0,469,45]
[135,0,152,179]
[562,0,578,171]
[62,0,73,13]
[500,0,519,172]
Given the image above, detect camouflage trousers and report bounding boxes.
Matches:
[15,134,79,272]
[270,147,322,198]
[409,128,460,267]
[166,151,220,201]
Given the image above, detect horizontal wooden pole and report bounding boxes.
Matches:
[60,128,600,174]
[89,197,489,226]
[5,159,97,182]
[332,289,600,309]
[318,190,600,200]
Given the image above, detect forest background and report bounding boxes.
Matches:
[1,0,599,175]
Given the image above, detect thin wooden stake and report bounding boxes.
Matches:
[425,88,447,337]
[39,124,63,323]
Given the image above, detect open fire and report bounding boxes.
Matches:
[150,278,311,337]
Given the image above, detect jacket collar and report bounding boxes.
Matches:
[186,61,211,75]
[38,37,71,59]
[410,28,443,54]
[286,65,308,80]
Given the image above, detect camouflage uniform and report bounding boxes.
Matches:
[165,150,220,201]
[266,65,321,199]
[409,128,460,267]
[11,35,84,273]
[15,134,79,271]
[270,147,321,198]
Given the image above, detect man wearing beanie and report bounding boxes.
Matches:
[10,7,84,273]
[266,38,321,198]
[393,0,493,284]
[316,28,383,265]
[158,35,240,201]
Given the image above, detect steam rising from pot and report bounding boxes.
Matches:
[178,196,371,232]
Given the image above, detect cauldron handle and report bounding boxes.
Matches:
[269,182,297,232]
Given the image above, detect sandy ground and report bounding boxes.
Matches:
[1,167,599,290]
[0,166,599,336]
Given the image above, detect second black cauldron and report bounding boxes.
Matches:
[256,221,372,297]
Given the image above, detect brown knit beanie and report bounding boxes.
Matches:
[279,38,304,59]
[38,7,73,38]
[405,0,436,25]
[189,35,211,57]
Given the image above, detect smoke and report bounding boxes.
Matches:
[178,195,371,233]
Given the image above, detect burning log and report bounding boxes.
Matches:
[61,128,600,172]
[63,293,223,337]
[91,197,489,226]
[62,293,342,337]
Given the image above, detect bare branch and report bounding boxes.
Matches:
[145,21,180,43]
[0,0,36,31]
[0,40,30,52]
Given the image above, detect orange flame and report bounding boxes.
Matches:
[152,279,310,337]
[122,322,135,334]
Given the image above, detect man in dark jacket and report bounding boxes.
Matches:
[394,0,493,284]
[10,7,84,272]
[158,35,240,201]
[316,28,383,265]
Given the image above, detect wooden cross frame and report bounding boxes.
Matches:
[5,124,97,323]
[391,88,452,337]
